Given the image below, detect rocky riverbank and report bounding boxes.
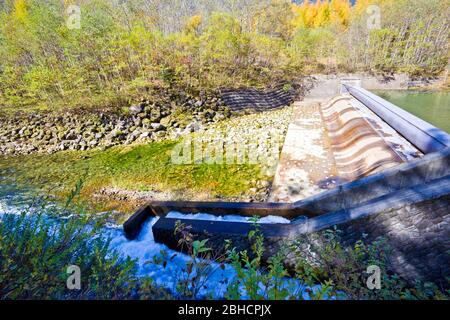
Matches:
[0,103,295,213]
[0,93,232,156]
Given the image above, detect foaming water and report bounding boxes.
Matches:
[107,219,236,297]
[0,181,34,216]
[0,195,235,298]
[166,211,291,224]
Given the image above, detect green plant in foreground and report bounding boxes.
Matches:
[291,227,449,300]
[151,217,299,300]
[0,189,170,300]
[154,218,449,300]
[225,217,292,300]
[224,217,337,300]
[151,220,229,299]
[0,213,129,299]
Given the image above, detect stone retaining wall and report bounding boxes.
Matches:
[339,195,450,286]
[220,81,308,112]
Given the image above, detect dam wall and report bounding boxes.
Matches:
[339,194,449,287]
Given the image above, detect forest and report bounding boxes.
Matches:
[0,0,448,111]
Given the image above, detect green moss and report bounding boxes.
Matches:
[0,140,267,208]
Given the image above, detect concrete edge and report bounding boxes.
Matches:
[152,176,450,245]
[344,85,450,153]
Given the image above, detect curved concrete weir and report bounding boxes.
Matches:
[321,95,405,180]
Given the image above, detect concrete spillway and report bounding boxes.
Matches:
[268,87,422,203]
[344,85,450,154]
[322,96,407,180]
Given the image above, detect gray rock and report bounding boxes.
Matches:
[129,105,144,114]
[140,131,151,139]
[150,123,166,132]
[213,113,225,122]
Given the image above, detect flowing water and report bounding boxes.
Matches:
[373,90,450,133]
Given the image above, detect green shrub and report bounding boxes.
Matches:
[224,217,307,300]
[151,220,229,299]
[290,227,449,300]
[0,194,169,300]
[153,219,449,300]
[154,217,334,300]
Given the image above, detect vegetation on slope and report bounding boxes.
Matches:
[0,0,448,112]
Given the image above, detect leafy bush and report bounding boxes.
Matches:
[0,195,169,300]
[152,220,229,299]
[153,218,449,300]
[153,217,335,300]
[290,227,449,300]
[2,0,447,112]
[224,217,308,300]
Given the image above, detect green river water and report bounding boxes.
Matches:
[373,90,450,134]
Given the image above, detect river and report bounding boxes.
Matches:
[0,180,310,299]
[373,90,450,133]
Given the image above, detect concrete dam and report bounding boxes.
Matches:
[124,79,450,285]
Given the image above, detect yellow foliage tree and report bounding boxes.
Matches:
[330,0,351,27]
[185,15,202,35]
[314,1,331,28]
[291,0,351,30]
[13,0,28,22]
